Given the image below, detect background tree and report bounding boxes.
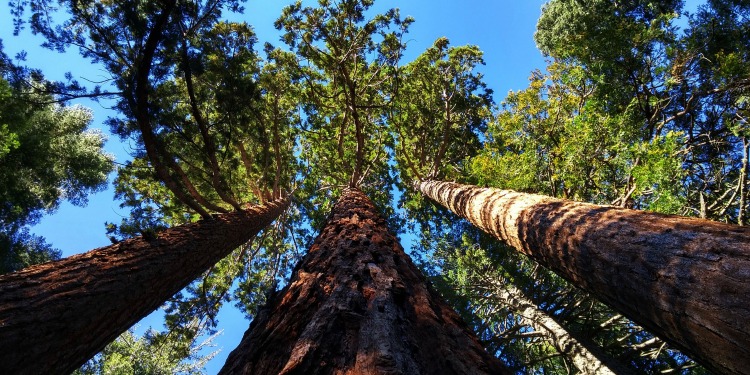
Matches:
[5,0,750,373]
[0,46,112,274]
[419,220,703,374]
[535,0,750,223]
[1,1,298,372]
[217,1,509,372]
[73,324,220,375]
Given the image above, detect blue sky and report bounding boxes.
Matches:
[2,0,708,372]
[1,0,547,372]
[1,0,548,256]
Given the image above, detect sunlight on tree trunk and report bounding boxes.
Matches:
[416,179,750,375]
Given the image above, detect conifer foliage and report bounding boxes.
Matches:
[2,0,749,374]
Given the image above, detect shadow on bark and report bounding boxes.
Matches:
[0,198,289,375]
[419,180,750,375]
[219,188,508,375]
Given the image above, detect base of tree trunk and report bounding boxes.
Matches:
[220,188,508,374]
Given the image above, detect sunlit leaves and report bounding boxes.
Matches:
[392,37,493,183]
[471,61,685,211]
[277,0,410,189]
[0,72,112,273]
[74,326,219,375]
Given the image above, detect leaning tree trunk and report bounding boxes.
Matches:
[219,188,508,374]
[0,197,288,375]
[415,180,750,375]
[488,280,631,375]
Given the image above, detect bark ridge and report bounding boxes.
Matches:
[220,188,508,375]
[0,198,288,375]
[416,179,750,375]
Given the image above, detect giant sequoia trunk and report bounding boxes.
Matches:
[0,198,288,375]
[415,180,750,375]
[219,188,508,374]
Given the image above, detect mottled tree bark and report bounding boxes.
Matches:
[415,180,750,375]
[220,188,508,375]
[0,198,288,375]
[491,281,629,375]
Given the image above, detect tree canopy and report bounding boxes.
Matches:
[3,0,749,373]
[0,45,113,274]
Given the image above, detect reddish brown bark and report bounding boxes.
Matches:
[416,179,750,375]
[219,188,508,375]
[0,198,288,375]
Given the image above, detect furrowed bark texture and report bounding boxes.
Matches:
[0,198,288,375]
[415,180,750,375]
[219,188,508,375]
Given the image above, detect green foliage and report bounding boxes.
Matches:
[470,62,685,211]
[275,0,412,233]
[0,49,112,273]
[0,227,60,274]
[392,37,493,183]
[74,325,219,375]
[275,0,411,185]
[533,0,750,223]
[0,78,113,229]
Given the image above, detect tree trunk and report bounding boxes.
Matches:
[219,188,508,374]
[415,179,750,375]
[490,280,630,375]
[0,198,288,375]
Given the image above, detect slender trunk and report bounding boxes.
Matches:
[490,281,630,375]
[272,94,283,199]
[415,180,750,375]
[0,198,288,375]
[219,188,508,374]
[738,137,748,225]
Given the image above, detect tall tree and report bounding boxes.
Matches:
[466,63,705,373]
[219,188,508,374]
[2,1,300,372]
[0,50,113,273]
[216,1,507,372]
[0,196,288,374]
[415,179,750,375]
[434,243,628,375]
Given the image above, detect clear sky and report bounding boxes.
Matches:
[1,0,546,372]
